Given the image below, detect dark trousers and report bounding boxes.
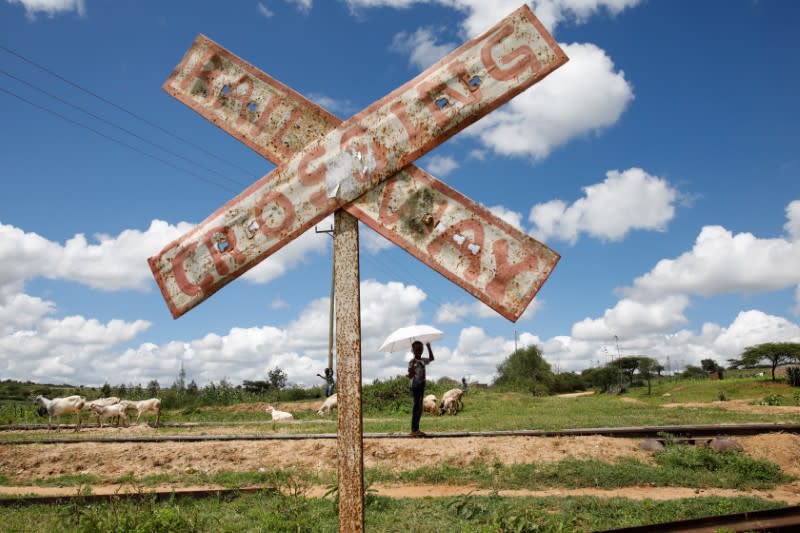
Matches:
[411,384,424,431]
[325,382,334,397]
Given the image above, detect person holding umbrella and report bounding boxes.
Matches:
[407,340,434,437]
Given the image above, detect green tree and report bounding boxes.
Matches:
[494,345,554,395]
[174,362,186,393]
[613,356,641,386]
[700,359,720,373]
[741,343,800,381]
[638,357,658,395]
[147,379,160,397]
[268,367,288,391]
[100,382,112,397]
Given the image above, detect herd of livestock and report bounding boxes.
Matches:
[33,395,161,431]
[34,387,466,430]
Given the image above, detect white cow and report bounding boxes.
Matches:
[439,388,464,416]
[423,394,439,415]
[120,398,161,426]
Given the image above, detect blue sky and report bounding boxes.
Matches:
[1,0,798,388]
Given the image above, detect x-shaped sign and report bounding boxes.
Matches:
[149,5,567,321]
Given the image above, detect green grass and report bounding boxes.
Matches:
[367,445,789,491]
[0,491,786,533]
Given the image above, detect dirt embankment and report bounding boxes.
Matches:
[1,431,799,503]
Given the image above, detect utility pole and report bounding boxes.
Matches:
[316,225,335,372]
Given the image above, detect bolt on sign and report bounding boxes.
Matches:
[149,5,567,321]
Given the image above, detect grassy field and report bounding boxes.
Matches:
[1,376,798,532]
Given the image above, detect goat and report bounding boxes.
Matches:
[423,394,439,415]
[84,397,120,426]
[120,398,161,426]
[439,388,464,416]
[89,403,129,428]
[34,395,85,431]
[317,393,337,416]
[265,405,294,421]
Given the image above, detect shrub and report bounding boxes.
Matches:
[787,366,800,387]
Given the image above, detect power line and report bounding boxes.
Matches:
[0,86,238,194]
[0,42,260,180]
[1,69,247,189]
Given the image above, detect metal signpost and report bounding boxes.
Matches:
[149,5,567,531]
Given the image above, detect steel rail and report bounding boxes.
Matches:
[597,504,800,532]
[0,423,799,445]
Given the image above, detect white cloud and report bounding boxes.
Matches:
[785,200,800,241]
[390,26,456,70]
[0,220,194,292]
[242,221,331,283]
[711,310,800,356]
[257,2,274,17]
[0,279,429,387]
[306,93,355,117]
[628,223,800,300]
[7,0,85,20]
[345,0,641,36]
[0,310,151,385]
[0,218,334,293]
[487,205,524,231]
[0,285,54,335]
[571,295,690,340]
[360,223,395,253]
[424,154,459,177]
[436,297,541,323]
[529,168,678,244]
[286,0,312,13]
[465,42,633,160]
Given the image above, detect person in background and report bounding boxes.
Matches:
[317,368,335,397]
[407,341,434,437]
[461,377,469,394]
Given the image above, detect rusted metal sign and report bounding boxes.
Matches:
[160,34,562,322]
[149,5,567,320]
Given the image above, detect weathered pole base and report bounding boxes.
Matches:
[334,209,364,531]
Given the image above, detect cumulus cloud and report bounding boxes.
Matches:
[529,168,679,244]
[0,220,193,292]
[306,93,356,117]
[424,154,459,177]
[0,279,428,386]
[390,26,456,70]
[487,205,524,231]
[571,295,690,340]
[344,0,641,36]
[0,312,151,384]
[7,0,85,20]
[242,222,331,283]
[627,223,800,300]
[436,298,542,323]
[464,42,633,160]
[0,219,330,292]
[785,200,800,241]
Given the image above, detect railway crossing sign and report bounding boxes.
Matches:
[149,5,566,322]
[149,5,567,530]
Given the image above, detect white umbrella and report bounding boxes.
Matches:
[379,325,443,353]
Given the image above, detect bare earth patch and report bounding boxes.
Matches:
[1,431,799,503]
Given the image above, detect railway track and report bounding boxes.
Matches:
[0,484,798,532]
[0,422,798,445]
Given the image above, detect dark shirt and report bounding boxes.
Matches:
[408,357,432,388]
